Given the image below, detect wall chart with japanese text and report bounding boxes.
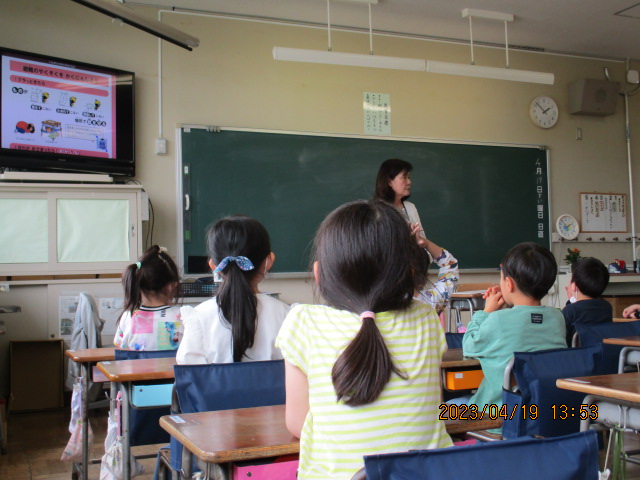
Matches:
[179,128,549,272]
[580,193,628,232]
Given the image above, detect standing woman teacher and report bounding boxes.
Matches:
[374,158,460,314]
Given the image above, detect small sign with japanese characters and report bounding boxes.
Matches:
[363,92,391,135]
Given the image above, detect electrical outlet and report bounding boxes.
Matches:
[0,284,8,292]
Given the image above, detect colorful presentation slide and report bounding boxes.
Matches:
[1,53,116,158]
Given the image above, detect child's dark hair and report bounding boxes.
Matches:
[208,215,271,363]
[571,257,610,298]
[121,245,180,316]
[501,242,557,300]
[314,199,426,406]
[374,158,413,203]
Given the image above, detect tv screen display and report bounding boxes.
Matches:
[0,47,134,176]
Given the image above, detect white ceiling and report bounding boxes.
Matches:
[124,0,640,61]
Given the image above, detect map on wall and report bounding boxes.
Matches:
[580,192,628,232]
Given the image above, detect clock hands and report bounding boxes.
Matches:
[535,102,552,115]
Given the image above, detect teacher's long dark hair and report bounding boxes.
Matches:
[207,215,271,362]
[314,200,427,406]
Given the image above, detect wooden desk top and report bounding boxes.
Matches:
[451,290,485,298]
[603,336,640,346]
[556,373,640,403]
[441,348,481,368]
[97,357,177,382]
[161,405,298,464]
[65,347,115,363]
[160,404,499,465]
[613,318,637,323]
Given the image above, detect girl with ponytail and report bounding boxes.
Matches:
[276,200,452,479]
[177,215,290,364]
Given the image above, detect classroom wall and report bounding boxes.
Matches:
[1,2,639,338]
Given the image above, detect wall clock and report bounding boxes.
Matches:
[556,214,579,240]
[530,96,559,129]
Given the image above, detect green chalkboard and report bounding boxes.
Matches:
[180,128,549,273]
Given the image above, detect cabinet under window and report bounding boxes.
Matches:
[0,183,142,275]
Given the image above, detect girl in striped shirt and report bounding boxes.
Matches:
[276,199,452,480]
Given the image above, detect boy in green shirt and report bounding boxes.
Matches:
[461,242,567,409]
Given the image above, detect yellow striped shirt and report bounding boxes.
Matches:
[276,301,452,479]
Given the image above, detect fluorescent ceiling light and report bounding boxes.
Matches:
[70,0,199,51]
[273,47,426,71]
[461,8,514,22]
[426,61,554,85]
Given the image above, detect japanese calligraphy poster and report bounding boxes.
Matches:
[363,92,391,135]
[580,193,628,232]
[1,52,116,158]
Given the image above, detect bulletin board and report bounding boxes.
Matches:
[580,193,628,232]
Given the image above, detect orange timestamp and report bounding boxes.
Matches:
[439,403,539,421]
[551,404,598,421]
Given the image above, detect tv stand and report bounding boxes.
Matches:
[0,171,113,183]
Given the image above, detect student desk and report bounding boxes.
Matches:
[160,404,500,480]
[447,290,485,333]
[603,336,640,346]
[65,347,115,480]
[556,373,640,404]
[97,357,177,480]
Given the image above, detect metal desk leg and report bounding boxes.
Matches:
[120,382,131,480]
[80,364,90,480]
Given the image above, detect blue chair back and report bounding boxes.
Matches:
[115,349,177,446]
[445,332,464,349]
[115,349,177,360]
[502,345,604,439]
[169,360,286,472]
[363,431,599,480]
[575,320,640,373]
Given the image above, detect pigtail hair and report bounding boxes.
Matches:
[332,317,407,406]
[118,263,142,325]
[216,261,259,363]
[117,245,180,326]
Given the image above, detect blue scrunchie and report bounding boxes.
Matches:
[213,256,255,273]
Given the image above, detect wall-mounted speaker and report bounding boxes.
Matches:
[568,79,620,116]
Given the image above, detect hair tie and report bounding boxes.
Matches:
[360,311,376,321]
[214,256,255,273]
[158,246,168,254]
[135,261,142,270]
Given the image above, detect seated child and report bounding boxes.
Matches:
[461,242,567,409]
[114,245,183,351]
[177,215,290,364]
[562,257,612,346]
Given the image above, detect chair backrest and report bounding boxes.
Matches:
[575,320,640,373]
[362,431,599,480]
[174,359,286,413]
[501,345,604,439]
[168,360,286,472]
[445,332,464,349]
[114,349,177,446]
[115,349,177,360]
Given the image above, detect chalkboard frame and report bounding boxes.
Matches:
[176,126,551,276]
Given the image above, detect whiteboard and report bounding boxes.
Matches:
[580,193,628,232]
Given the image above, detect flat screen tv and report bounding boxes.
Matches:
[0,47,135,177]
